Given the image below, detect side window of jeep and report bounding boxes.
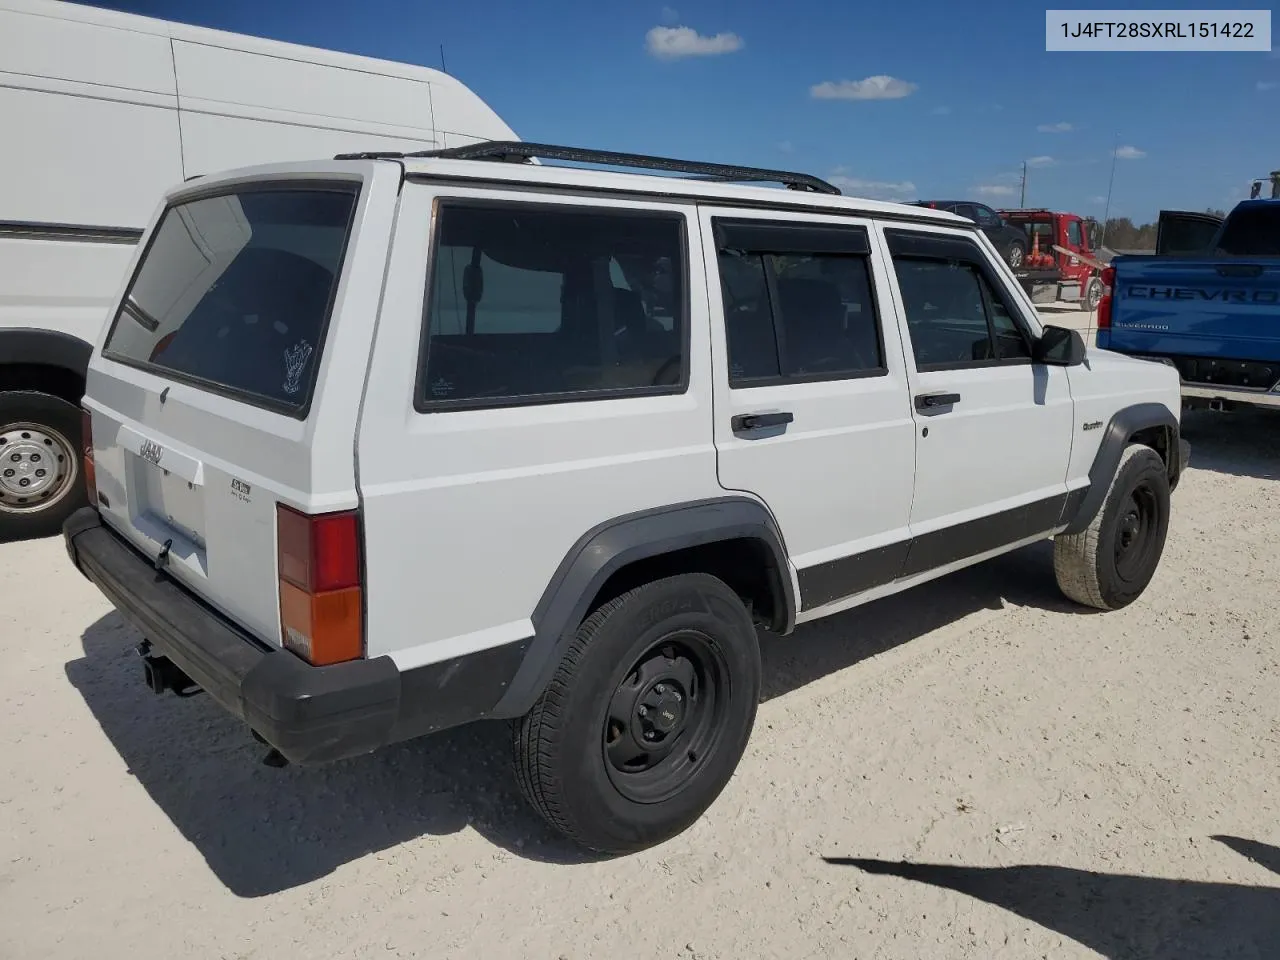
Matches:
[419,202,686,407]
[886,232,1032,370]
[712,218,886,386]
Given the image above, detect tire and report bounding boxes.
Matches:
[0,390,87,542]
[1082,276,1103,312]
[513,573,761,854]
[1053,443,1170,611]
[1007,241,1026,269]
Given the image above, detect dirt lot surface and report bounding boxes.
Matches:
[2,406,1278,960]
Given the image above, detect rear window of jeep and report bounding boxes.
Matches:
[102,183,359,415]
[418,201,687,408]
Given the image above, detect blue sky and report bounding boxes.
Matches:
[87,0,1279,222]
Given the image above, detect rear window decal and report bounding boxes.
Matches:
[282,339,314,396]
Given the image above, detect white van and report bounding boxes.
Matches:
[0,0,517,538]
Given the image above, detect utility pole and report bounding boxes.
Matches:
[439,44,448,74]
[1100,134,1119,250]
[1019,160,1027,207]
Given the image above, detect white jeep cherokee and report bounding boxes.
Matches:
[63,142,1189,854]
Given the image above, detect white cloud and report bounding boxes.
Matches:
[811,75,918,100]
[1037,121,1074,133]
[1026,155,1055,167]
[1114,145,1146,160]
[930,105,952,115]
[777,140,795,153]
[973,184,1017,197]
[1089,195,1107,204]
[645,25,743,58]
[660,6,679,24]
[1258,80,1279,91]
[828,173,917,199]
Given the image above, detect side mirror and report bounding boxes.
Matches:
[1034,324,1086,366]
[1085,219,1101,250]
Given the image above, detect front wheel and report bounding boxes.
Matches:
[1053,443,1170,610]
[0,391,87,542]
[513,573,761,854]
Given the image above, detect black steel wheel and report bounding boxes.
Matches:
[603,631,728,804]
[1054,443,1171,610]
[513,573,761,854]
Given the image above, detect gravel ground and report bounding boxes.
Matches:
[1,405,1278,960]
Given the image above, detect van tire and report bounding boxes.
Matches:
[1053,443,1170,611]
[0,390,86,542]
[512,573,760,854]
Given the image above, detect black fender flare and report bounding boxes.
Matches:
[0,328,93,383]
[491,496,796,718]
[1061,401,1181,535]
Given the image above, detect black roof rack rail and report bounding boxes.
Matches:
[334,140,842,195]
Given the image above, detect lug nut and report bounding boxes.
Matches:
[644,731,655,741]
[638,705,648,717]
[656,684,666,695]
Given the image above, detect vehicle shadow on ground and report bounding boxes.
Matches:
[66,540,1076,897]
[1180,408,1280,482]
[823,836,1280,958]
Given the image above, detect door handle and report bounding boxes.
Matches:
[914,392,961,411]
[731,411,794,431]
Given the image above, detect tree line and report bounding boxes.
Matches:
[1100,209,1227,252]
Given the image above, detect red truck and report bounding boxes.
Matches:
[997,208,1104,311]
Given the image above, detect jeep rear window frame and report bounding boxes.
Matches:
[413,195,693,413]
[98,178,363,421]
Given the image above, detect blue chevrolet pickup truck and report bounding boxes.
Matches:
[1096,199,1280,411]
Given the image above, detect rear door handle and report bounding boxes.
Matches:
[914,392,961,411]
[731,411,794,431]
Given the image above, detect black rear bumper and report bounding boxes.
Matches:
[62,507,530,764]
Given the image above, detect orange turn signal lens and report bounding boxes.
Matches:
[279,579,363,666]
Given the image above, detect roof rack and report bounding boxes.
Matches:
[334,140,842,195]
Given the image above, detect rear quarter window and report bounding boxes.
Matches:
[102,183,360,415]
[417,201,687,409]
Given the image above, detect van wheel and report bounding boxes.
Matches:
[0,391,86,542]
[513,573,760,854]
[1053,443,1170,610]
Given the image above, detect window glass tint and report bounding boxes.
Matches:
[103,187,357,411]
[1158,216,1221,255]
[715,225,884,386]
[982,276,1031,359]
[971,205,1000,227]
[1067,220,1083,246]
[1215,205,1280,256]
[892,257,1028,367]
[421,204,685,405]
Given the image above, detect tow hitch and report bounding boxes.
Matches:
[135,641,202,698]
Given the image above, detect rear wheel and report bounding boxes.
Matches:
[0,391,86,542]
[1053,443,1170,610]
[1082,276,1103,312]
[513,573,761,854]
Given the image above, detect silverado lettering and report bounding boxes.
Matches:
[1125,286,1280,304]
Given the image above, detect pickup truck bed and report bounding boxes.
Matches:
[1097,202,1280,410]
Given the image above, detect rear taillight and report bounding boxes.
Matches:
[81,408,97,507]
[1097,267,1115,329]
[276,503,363,666]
